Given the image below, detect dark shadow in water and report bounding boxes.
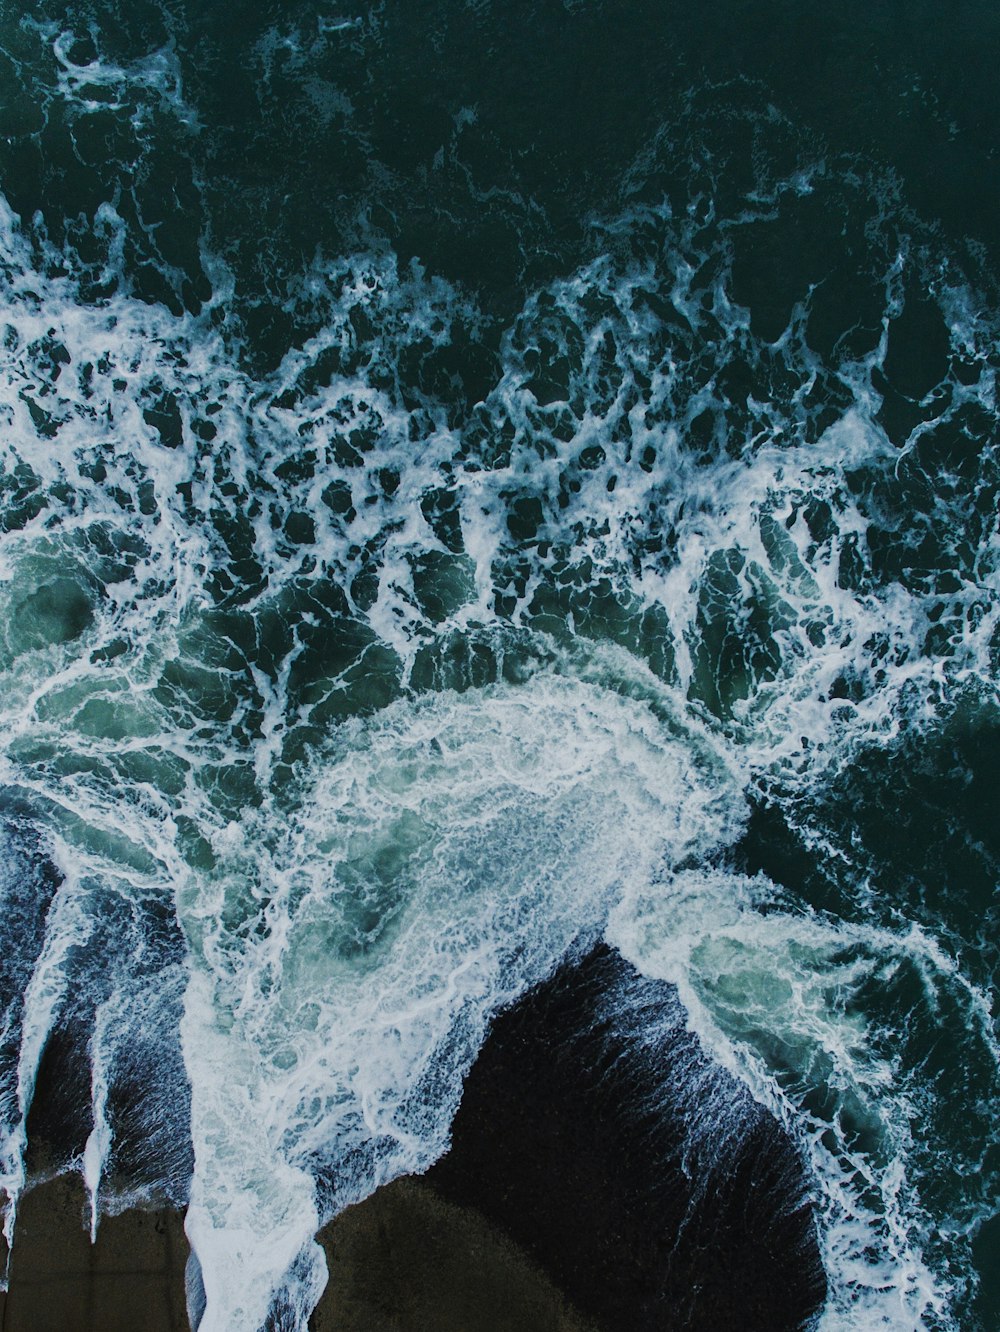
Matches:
[429,942,826,1332]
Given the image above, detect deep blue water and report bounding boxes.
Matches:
[0,3,998,1328]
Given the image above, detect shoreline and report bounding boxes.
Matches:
[1,1171,597,1332]
[1,947,826,1332]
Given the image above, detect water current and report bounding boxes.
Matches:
[0,3,998,1329]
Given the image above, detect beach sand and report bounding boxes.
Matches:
[0,1172,595,1332]
[0,947,824,1332]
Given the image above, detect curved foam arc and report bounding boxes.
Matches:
[607,869,1000,1330]
[174,672,743,1328]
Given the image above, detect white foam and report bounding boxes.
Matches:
[608,868,998,1330]
[177,669,740,1326]
[43,23,199,129]
[82,998,114,1242]
[0,167,996,1329]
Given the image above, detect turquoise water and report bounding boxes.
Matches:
[0,3,998,1328]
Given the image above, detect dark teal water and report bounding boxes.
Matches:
[0,3,998,1329]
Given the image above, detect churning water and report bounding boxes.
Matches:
[0,2,998,1328]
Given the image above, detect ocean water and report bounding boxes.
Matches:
[0,2,998,1328]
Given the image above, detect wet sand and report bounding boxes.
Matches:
[0,946,825,1332]
[0,1173,595,1332]
[314,1176,595,1332]
[0,1173,188,1332]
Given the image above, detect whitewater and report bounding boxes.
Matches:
[0,24,997,1326]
